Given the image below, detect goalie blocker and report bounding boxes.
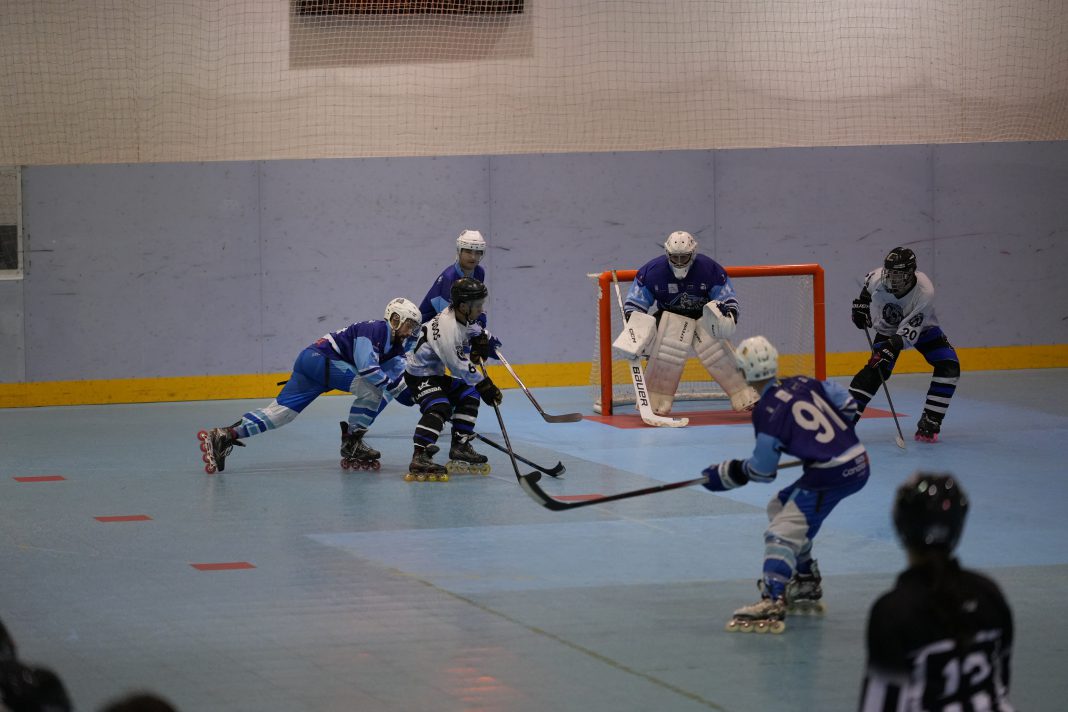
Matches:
[629,308,758,414]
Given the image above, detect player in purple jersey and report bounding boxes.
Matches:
[196,298,421,474]
[701,335,870,633]
[616,231,758,413]
[420,229,488,327]
[860,472,1014,711]
[850,247,960,442]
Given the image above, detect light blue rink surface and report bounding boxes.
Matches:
[1,370,1066,712]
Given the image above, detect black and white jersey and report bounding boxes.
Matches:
[862,268,940,350]
[859,560,1014,711]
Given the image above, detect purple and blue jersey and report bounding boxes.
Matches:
[309,319,413,389]
[624,254,738,321]
[420,263,487,327]
[747,376,868,490]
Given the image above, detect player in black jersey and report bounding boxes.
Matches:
[859,472,1014,711]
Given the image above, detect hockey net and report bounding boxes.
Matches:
[590,265,826,415]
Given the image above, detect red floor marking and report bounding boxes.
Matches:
[584,406,900,429]
[556,494,604,501]
[191,562,256,571]
[95,515,152,523]
[13,475,66,482]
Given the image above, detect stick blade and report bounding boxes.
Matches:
[540,412,584,423]
[644,415,689,428]
[895,436,907,450]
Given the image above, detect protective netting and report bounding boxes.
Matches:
[1,1,1066,165]
[591,267,823,414]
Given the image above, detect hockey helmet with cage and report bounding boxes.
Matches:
[734,335,778,383]
[664,231,698,279]
[456,230,486,255]
[384,297,421,336]
[450,277,488,307]
[883,246,917,294]
[893,471,969,552]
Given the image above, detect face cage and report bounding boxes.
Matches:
[884,268,913,293]
[667,252,695,269]
[457,247,484,261]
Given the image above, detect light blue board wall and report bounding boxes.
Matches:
[8,142,1068,382]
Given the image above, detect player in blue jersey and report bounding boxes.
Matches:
[701,335,870,633]
[420,229,488,326]
[404,278,503,481]
[196,298,422,474]
[860,472,1014,711]
[850,247,960,442]
[615,231,758,414]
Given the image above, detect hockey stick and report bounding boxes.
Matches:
[863,326,908,450]
[494,349,583,423]
[609,271,689,428]
[478,363,540,482]
[474,432,565,478]
[518,460,802,512]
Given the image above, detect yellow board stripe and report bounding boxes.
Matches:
[1,344,1065,409]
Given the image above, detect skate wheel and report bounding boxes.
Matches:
[199,441,210,453]
[478,464,491,475]
[404,473,416,482]
[201,453,211,464]
[766,621,785,634]
[438,473,450,482]
[370,460,381,471]
[340,459,351,470]
[416,474,427,482]
[427,474,439,482]
[197,430,209,442]
[204,462,217,475]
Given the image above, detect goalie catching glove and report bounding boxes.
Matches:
[476,377,503,406]
[700,301,737,339]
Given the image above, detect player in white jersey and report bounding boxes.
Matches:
[615,230,758,414]
[860,472,1014,711]
[403,278,503,481]
[850,247,960,442]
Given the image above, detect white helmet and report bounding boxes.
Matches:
[384,297,420,331]
[456,229,486,255]
[734,336,778,383]
[664,231,697,279]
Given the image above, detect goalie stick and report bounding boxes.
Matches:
[478,363,540,482]
[474,432,565,478]
[495,349,583,423]
[610,270,689,427]
[518,460,802,512]
[863,326,907,450]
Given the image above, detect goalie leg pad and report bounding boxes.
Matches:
[612,310,657,359]
[644,312,695,415]
[693,321,759,411]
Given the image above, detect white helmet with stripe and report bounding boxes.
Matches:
[384,297,421,337]
[456,229,486,255]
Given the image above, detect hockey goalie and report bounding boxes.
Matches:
[612,231,759,414]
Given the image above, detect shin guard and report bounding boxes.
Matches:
[644,312,695,414]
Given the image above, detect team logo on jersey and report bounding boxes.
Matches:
[675,293,707,313]
[882,303,904,326]
[668,284,678,293]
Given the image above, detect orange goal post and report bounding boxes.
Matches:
[591,264,826,415]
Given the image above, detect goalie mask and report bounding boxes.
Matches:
[664,231,697,279]
[384,297,421,338]
[893,471,968,552]
[734,335,778,383]
[883,246,917,295]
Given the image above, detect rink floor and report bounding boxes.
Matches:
[2,370,1066,711]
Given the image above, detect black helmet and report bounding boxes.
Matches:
[884,246,917,272]
[893,471,969,552]
[450,277,488,307]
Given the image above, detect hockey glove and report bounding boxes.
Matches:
[867,335,903,368]
[851,298,872,329]
[701,459,750,492]
[475,377,503,407]
[469,332,496,365]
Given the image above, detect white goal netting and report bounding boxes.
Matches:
[1,1,1066,165]
[590,266,825,414]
